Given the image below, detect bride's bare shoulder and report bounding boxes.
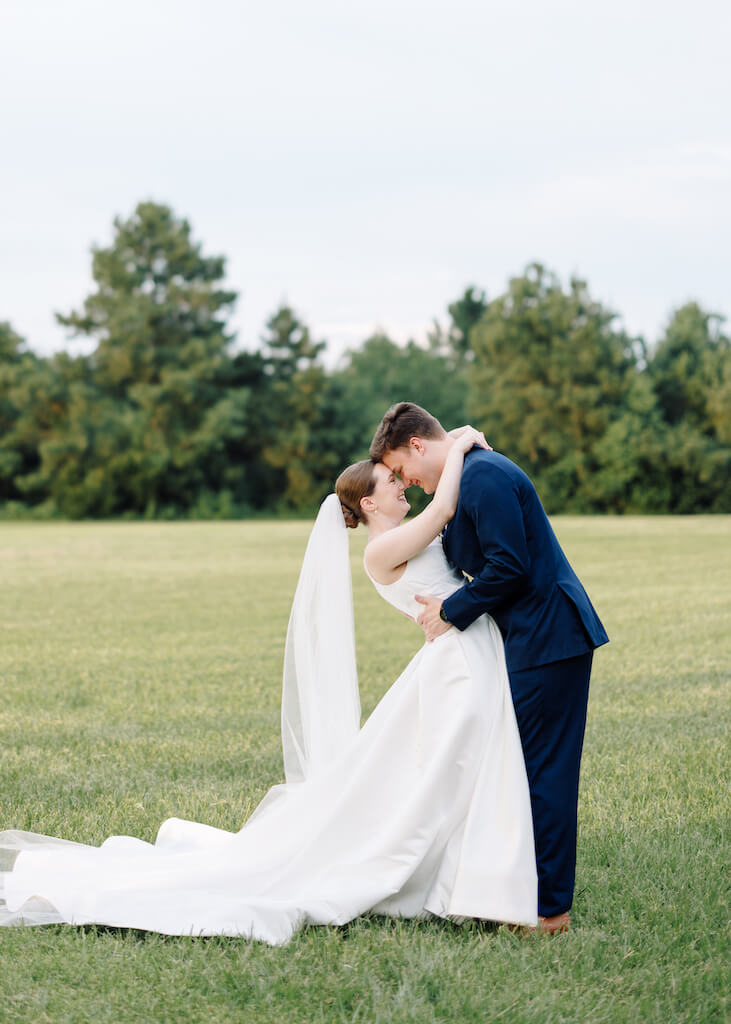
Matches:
[364,541,407,586]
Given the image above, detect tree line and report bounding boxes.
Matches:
[1,202,729,518]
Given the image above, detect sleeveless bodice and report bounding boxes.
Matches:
[366,536,464,619]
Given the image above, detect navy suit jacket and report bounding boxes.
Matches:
[441,449,608,673]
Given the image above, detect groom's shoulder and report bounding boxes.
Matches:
[463,448,529,487]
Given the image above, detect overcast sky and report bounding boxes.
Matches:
[2,0,729,364]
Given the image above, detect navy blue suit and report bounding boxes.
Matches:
[441,449,608,917]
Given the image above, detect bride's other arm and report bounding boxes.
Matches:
[365,427,488,578]
[448,425,493,449]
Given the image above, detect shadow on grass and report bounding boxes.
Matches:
[73,913,504,946]
[336,914,503,941]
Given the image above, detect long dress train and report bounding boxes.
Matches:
[0,537,537,945]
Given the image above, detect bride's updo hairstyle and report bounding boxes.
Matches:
[335,460,377,529]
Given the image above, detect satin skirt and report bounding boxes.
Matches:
[1,616,537,945]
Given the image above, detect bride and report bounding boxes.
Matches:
[0,427,537,944]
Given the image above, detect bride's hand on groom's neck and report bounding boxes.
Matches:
[448,426,492,452]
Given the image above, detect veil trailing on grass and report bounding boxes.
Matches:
[281,493,361,783]
[0,832,89,926]
[0,492,363,929]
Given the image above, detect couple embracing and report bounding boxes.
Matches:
[0,403,607,944]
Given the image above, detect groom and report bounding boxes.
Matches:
[370,402,608,933]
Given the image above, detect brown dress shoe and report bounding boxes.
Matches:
[537,912,570,934]
[502,912,571,937]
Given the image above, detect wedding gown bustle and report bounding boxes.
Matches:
[0,537,537,944]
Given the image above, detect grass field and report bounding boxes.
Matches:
[1,517,728,1023]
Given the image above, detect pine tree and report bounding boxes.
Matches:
[54,201,240,515]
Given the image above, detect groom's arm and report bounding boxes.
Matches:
[440,464,531,631]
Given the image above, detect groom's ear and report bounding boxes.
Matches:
[408,436,426,455]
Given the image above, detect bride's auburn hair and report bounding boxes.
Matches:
[335,460,377,529]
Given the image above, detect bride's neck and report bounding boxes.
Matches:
[366,517,398,540]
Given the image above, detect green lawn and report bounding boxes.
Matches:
[1,517,728,1024]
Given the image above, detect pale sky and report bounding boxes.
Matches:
[2,0,729,364]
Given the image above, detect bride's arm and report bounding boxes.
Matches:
[365,427,488,576]
[448,425,493,448]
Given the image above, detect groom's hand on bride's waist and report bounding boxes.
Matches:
[415,595,451,642]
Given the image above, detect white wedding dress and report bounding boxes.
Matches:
[0,533,537,944]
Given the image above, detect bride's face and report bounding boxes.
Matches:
[367,462,410,522]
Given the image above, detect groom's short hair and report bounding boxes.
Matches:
[370,402,446,460]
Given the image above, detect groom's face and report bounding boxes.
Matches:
[383,440,440,495]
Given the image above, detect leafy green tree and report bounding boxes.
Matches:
[467,264,640,511]
[58,202,237,391]
[449,287,488,358]
[588,374,674,512]
[644,303,731,512]
[4,234,729,517]
[334,332,467,452]
[0,328,91,514]
[182,348,272,515]
[3,350,124,516]
[649,302,729,430]
[54,201,241,515]
[254,305,345,510]
[261,306,326,381]
[0,322,38,502]
[567,302,730,513]
[430,286,489,364]
[329,331,469,510]
[427,286,488,377]
[0,320,26,364]
[707,345,731,446]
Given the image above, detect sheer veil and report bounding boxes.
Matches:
[281,493,361,783]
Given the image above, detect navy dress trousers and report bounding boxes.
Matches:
[441,448,609,918]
